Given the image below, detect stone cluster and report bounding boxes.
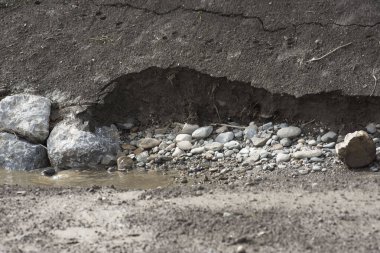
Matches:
[114,121,380,178]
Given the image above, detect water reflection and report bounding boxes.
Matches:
[0,168,175,190]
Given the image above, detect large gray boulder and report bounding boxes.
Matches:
[0,132,49,170]
[0,94,51,143]
[47,120,120,169]
[336,131,376,168]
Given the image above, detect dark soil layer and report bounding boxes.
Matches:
[89,67,380,130]
[1,0,380,105]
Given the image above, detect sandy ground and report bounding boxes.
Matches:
[1,168,379,253]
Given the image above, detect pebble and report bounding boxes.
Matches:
[298,169,309,175]
[321,131,338,143]
[310,157,324,162]
[293,149,323,159]
[244,125,258,139]
[177,141,193,151]
[175,134,192,142]
[271,143,283,150]
[205,142,224,151]
[136,151,149,163]
[277,126,301,139]
[192,126,213,139]
[137,138,160,149]
[312,165,322,171]
[191,147,205,154]
[41,167,56,177]
[242,154,260,165]
[234,131,243,138]
[117,156,134,171]
[366,123,377,134]
[215,125,228,133]
[224,150,234,157]
[215,132,234,143]
[261,122,273,131]
[307,140,317,146]
[280,138,292,147]
[236,245,246,253]
[323,142,335,148]
[181,123,199,134]
[276,153,290,163]
[172,147,185,157]
[251,136,270,147]
[215,152,224,159]
[224,141,240,149]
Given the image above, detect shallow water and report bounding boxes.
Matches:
[0,168,175,190]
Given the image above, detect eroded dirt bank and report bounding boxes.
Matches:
[1,0,380,104]
[1,169,379,253]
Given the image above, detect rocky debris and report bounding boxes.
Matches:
[0,94,51,143]
[175,134,192,142]
[293,150,323,159]
[41,167,56,177]
[321,131,338,143]
[47,120,120,169]
[205,142,224,151]
[172,147,185,157]
[117,156,134,171]
[215,132,234,143]
[181,123,199,134]
[336,131,376,168]
[277,126,301,139]
[276,153,291,163]
[177,141,193,151]
[192,126,213,139]
[244,124,258,139]
[0,132,49,170]
[138,138,160,149]
[280,138,292,147]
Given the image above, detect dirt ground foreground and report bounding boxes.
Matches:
[1,169,379,253]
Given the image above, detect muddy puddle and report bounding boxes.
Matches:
[0,168,175,190]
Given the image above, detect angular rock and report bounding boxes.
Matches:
[138,138,161,149]
[242,153,260,165]
[172,147,185,157]
[175,134,192,142]
[321,131,338,143]
[293,149,323,159]
[277,126,301,139]
[215,132,234,143]
[192,126,213,139]
[244,125,258,139]
[249,137,265,147]
[177,141,193,151]
[181,123,199,134]
[205,142,224,151]
[336,130,376,168]
[0,132,49,170]
[47,120,120,168]
[0,94,51,143]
